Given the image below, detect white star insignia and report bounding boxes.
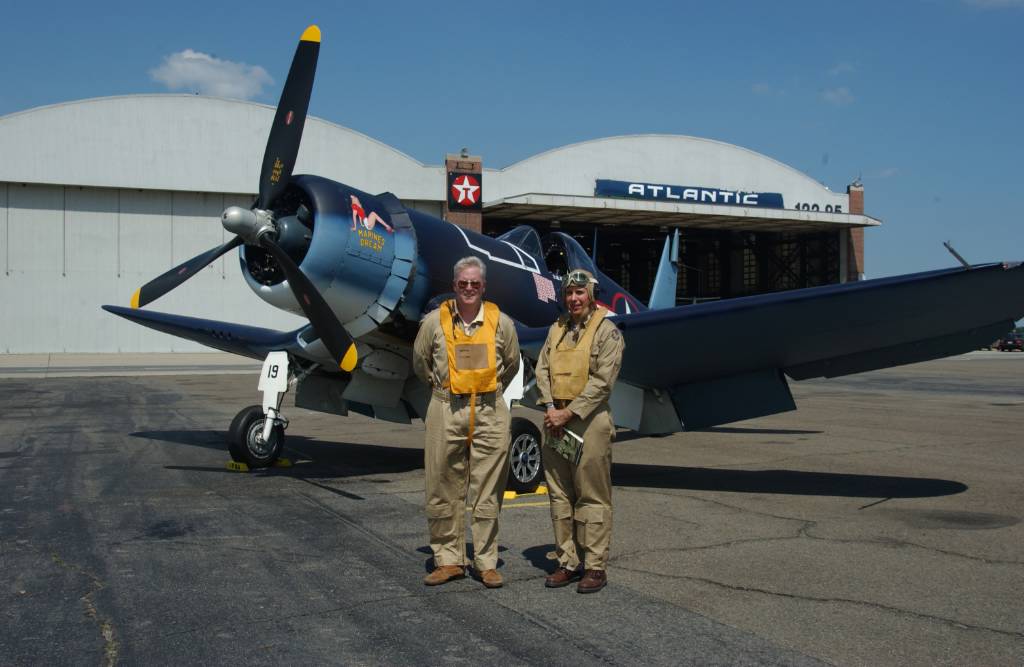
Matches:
[453,176,480,204]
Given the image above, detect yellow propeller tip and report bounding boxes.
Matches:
[339,344,358,372]
[301,25,321,43]
[130,288,141,309]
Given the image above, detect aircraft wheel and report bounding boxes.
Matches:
[228,405,284,468]
[507,417,543,493]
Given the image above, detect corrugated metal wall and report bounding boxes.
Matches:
[0,182,307,353]
[0,182,444,353]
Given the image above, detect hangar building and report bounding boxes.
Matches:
[0,95,879,353]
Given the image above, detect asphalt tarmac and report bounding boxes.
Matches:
[1,353,1022,665]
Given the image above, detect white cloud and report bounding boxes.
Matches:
[150,49,273,100]
[828,62,856,76]
[822,86,854,106]
[964,0,1024,8]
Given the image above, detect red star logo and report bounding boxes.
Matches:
[450,174,481,206]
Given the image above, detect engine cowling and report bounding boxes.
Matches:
[239,175,418,341]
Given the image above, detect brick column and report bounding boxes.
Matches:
[444,153,482,233]
[846,183,865,281]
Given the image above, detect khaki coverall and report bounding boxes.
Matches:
[535,312,624,571]
[412,303,520,571]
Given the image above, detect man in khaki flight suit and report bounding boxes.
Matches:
[413,256,520,588]
[535,268,624,593]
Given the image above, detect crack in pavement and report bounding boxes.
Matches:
[49,550,119,667]
[798,525,1024,567]
[614,563,1024,640]
[619,486,824,530]
[619,488,1024,567]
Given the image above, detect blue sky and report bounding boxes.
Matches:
[1,0,1021,280]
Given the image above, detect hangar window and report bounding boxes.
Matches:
[743,246,758,293]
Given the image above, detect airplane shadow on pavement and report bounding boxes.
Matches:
[132,429,967,498]
[131,429,424,481]
[611,463,968,498]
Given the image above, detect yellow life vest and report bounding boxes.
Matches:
[549,307,608,400]
[439,300,500,395]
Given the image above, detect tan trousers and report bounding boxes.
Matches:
[542,406,614,571]
[424,393,511,570]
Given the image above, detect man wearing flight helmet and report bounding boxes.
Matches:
[534,268,624,593]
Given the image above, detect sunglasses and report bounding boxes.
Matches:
[456,280,482,289]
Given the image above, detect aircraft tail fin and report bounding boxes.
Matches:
[648,230,680,310]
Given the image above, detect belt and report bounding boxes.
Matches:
[432,386,499,448]
[431,387,498,406]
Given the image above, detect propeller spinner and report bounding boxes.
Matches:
[129,25,359,373]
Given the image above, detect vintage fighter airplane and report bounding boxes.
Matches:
[104,25,1024,492]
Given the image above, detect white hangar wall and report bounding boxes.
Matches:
[0,183,293,353]
[0,96,446,353]
[0,181,442,353]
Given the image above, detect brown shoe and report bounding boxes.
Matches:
[545,567,582,588]
[423,565,465,586]
[577,569,607,594]
[479,569,503,589]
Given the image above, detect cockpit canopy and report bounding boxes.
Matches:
[495,225,597,279]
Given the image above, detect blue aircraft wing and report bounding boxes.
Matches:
[102,305,303,360]
[519,262,1024,431]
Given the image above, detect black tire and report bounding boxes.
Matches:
[227,405,284,468]
[507,417,544,493]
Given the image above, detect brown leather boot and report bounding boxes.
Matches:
[423,565,465,586]
[479,569,503,589]
[544,567,582,588]
[577,569,607,593]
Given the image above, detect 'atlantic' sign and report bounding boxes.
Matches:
[596,179,784,209]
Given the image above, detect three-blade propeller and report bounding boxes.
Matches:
[130,25,358,372]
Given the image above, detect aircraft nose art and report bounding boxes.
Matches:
[293,176,418,339]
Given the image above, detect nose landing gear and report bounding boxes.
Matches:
[227,351,294,469]
[228,404,286,468]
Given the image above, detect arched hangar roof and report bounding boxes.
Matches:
[488,134,846,207]
[0,95,443,199]
[485,135,872,232]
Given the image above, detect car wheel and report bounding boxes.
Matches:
[507,417,543,494]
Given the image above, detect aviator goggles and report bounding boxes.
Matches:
[564,270,597,288]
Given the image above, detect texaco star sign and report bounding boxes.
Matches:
[450,174,481,206]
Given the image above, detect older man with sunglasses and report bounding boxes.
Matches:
[413,256,520,588]
[535,268,624,593]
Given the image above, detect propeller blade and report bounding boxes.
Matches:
[131,236,244,309]
[259,236,358,372]
[256,25,320,210]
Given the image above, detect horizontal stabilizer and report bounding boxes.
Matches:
[102,305,300,360]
